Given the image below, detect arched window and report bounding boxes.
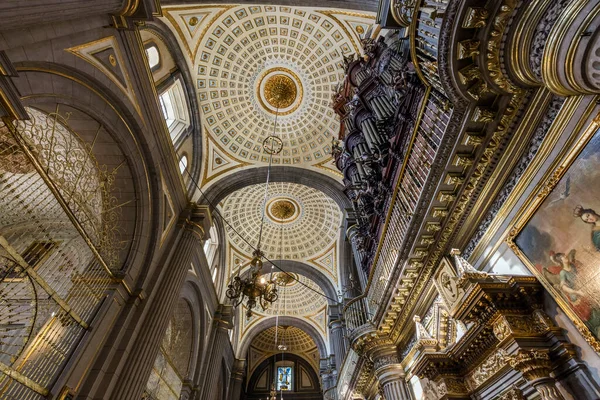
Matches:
[179,154,188,175]
[276,363,294,391]
[158,79,190,143]
[203,225,219,267]
[144,44,160,71]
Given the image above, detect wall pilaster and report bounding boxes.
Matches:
[110,204,210,400]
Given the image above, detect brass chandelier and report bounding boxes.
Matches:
[226,108,284,318]
[226,248,278,318]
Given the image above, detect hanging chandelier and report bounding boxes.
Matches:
[226,248,278,318]
[226,108,284,318]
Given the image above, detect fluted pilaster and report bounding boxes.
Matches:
[372,347,410,400]
[200,321,231,400]
[329,317,347,371]
[228,359,245,400]
[111,204,210,400]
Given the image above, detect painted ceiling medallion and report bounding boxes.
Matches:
[264,74,297,109]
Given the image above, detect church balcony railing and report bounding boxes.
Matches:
[343,295,371,335]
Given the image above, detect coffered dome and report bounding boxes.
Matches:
[161,5,375,185]
[220,182,342,265]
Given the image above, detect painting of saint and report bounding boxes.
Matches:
[512,126,600,349]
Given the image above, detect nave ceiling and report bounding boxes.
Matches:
[160,3,376,354]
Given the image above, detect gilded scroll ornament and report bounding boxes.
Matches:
[391,0,416,27]
[485,0,520,93]
[506,349,552,380]
[457,39,481,59]
[472,107,496,123]
[462,7,489,28]
[458,63,482,85]
[497,387,525,400]
[493,318,510,341]
[465,349,508,391]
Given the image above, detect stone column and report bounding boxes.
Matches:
[110,204,210,400]
[228,359,245,400]
[376,365,410,399]
[200,305,233,400]
[329,316,347,371]
[508,349,565,400]
[372,347,410,400]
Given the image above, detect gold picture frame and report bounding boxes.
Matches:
[506,112,600,354]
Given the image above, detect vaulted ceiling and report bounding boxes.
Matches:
[162,4,375,186]
[161,3,375,354]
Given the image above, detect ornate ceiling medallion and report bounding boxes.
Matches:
[264,75,297,109]
[266,197,301,223]
[257,68,303,116]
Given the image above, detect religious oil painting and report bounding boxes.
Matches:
[509,123,600,352]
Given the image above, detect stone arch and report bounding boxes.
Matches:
[12,63,160,286]
[260,260,339,305]
[246,353,321,396]
[199,166,351,210]
[180,276,207,384]
[237,316,328,359]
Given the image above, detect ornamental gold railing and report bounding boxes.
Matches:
[342,87,451,336]
[0,106,128,399]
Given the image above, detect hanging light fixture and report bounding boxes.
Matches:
[226,107,284,318]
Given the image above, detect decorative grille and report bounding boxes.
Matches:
[0,106,129,398]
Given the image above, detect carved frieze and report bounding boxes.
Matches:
[492,314,548,341]
[464,349,508,391]
[497,387,525,400]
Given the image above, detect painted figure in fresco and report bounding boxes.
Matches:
[573,205,600,251]
[543,249,600,337]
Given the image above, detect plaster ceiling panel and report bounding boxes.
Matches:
[161,5,375,186]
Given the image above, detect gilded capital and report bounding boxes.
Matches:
[507,349,552,381]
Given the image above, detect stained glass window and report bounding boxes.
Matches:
[276,366,292,391]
